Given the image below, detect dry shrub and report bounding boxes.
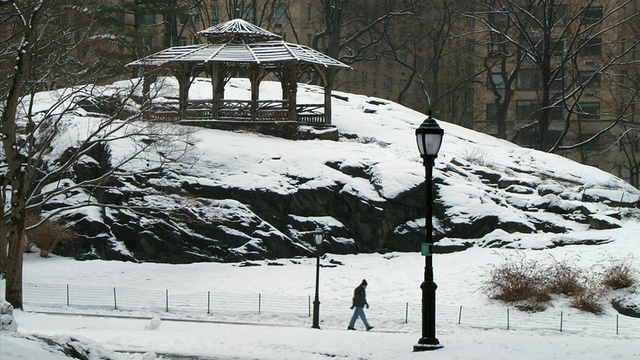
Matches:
[483,252,636,315]
[601,256,637,290]
[482,253,551,311]
[570,278,606,315]
[26,215,77,257]
[546,258,585,296]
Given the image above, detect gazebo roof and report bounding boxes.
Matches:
[127,41,351,70]
[198,18,282,43]
[127,18,350,70]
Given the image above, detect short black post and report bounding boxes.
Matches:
[311,227,324,329]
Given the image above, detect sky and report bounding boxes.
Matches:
[1,78,639,359]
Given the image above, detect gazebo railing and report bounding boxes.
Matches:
[297,104,326,124]
[144,99,326,123]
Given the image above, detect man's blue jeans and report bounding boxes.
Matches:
[348,306,371,329]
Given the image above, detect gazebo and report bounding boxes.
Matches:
[127,19,351,125]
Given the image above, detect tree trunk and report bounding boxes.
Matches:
[0,0,45,309]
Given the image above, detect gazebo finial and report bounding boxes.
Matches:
[235,8,241,19]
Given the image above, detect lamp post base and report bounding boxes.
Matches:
[413,338,443,352]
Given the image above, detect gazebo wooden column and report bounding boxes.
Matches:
[142,71,157,112]
[249,64,264,122]
[172,63,195,118]
[323,69,333,125]
[209,63,225,119]
[286,62,298,121]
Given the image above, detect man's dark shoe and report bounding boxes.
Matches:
[366,326,374,331]
[347,327,356,330]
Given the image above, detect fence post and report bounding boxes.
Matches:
[113,287,117,310]
[458,305,463,325]
[405,302,409,324]
[506,308,510,330]
[258,293,262,314]
[166,289,169,312]
[66,284,70,306]
[616,314,619,335]
[308,295,311,317]
[560,311,563,332]
[208,291,211,314]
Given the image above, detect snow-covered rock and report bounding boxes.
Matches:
[0,299,17,332]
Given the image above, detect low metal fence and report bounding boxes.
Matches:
[2,282,638,337]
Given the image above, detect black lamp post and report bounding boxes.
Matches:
[311,227,323,329]
[414,112,444,351]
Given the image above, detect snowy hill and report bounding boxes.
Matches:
[26,77,640,263]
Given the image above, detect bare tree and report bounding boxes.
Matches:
[0,0,193,308]
[312,0,417,65]
[381,0,480,125]
[468,0,640,153]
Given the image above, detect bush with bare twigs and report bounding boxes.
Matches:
[26,215,77,258]
[602,256,637,290]
[546,257,585,296]
[483,252,638,314]
[481,253,551,311]
[569,277,606,315]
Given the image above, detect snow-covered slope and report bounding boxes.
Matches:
[23,77,640,263]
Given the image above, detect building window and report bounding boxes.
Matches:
[362,71,368,87]
[178,36,188,46]
[372,73,378,89]
[384,75,393,92]
[140,14,155,25]
[142,36,155,48]
[307,33,313,46]
[273,4,287,21]
[414,82,422,95]
[307,4,313,21]
[550,38,565,56]
[399,79,408,93]
[517,69,541,90]
[488,73,505,89]
[488,41,508,56]
[212,3,220,22]
[581,37,602,56]
[352,71,358,86]
[533,5,568,26]
[548,104,564,120]
[488,11,509,28]
[193,7,201,23]
[578,133,600,150]
[192,35,201,45]
[578,102,601,120]
[486,104,498,121]
[578,71,601,87]
[582,5,603,24]
[529,37,564,56]
[516,100,538,120]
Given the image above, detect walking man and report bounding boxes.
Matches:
[348,279,373,331]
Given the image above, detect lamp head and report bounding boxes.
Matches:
[415,112,444,158]
[313,227,323,245]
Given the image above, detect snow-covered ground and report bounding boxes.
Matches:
[3,228,639,359]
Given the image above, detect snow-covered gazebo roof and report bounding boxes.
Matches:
[199,18,282,43]
[127,19,350,70]
[127,41,350,70]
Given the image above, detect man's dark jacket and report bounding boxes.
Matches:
[351,284,368,308]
